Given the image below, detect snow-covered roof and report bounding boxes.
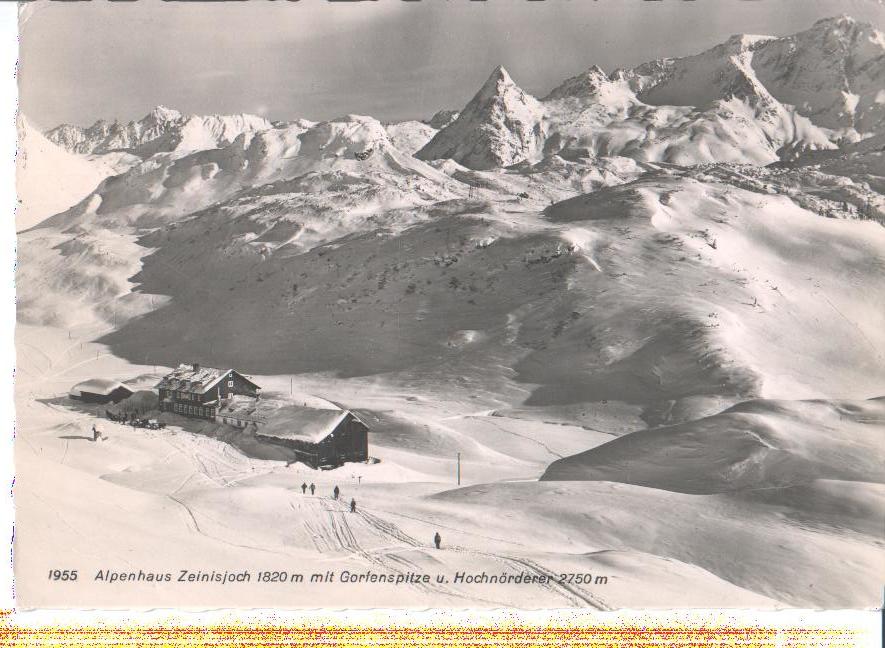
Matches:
[216,394,268,424]
[217,395,362,443]
[261,408,351,444]
[69,378,133,397]
[155,364,258,394]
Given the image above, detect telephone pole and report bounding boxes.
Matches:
[457,452,461,485]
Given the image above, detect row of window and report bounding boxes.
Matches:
[162,390,198,401]
[171,402,214,418]
[220,416,249,428]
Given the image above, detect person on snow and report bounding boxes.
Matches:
[301,482,307,494]
[350,498,356,513]
[92,424,101,442]
[333,485,340,500]
[434,532,441,550]
[309,483,315,495]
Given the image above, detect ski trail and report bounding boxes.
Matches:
[306,499,484,601]
[354,505,604,608]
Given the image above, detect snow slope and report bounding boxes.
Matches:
[15,118,136,231]
[384,120,438,155]
[542,397,885,493]
[36,114,456,230]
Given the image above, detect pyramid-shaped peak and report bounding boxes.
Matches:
[490,65,513,83]
[477,65,518,96]
[144,105,182,122]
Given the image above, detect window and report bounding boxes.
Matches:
[228,380,234,388]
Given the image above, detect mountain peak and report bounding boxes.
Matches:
[416,64,544,170]
[144,105,182,123]
[805,14,880,43]
[477,65,517,98]
[813,14,857,29]
[544,64,612,101]
[490,65,512,82]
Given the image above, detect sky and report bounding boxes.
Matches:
[18,0,885,130]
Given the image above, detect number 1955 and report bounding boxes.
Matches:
[48,569,78,581]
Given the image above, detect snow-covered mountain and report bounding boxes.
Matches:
[417,66,547,170]
[46,105,273,157]
[757,17,885,133]
[38,114,456,230]
[625,15,885,134]
[384,119,438,155]
[419,16,884,170]
[15,117,137,231]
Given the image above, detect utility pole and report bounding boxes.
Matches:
[457,452,461,486]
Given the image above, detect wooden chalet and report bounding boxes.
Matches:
[216,396,369,469]
[156,363,260,420]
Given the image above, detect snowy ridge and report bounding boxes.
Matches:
[419,16,884,169]
[46,105,273,157]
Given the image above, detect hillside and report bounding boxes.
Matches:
[541,397,885,492]
[15,118,136,231]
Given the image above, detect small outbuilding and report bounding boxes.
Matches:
[69,379,134,404]
[217,396,369,469]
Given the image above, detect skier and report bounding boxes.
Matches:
[92,424,101,442]
[434,532,441,550]
[301,483,307,494]
[309,483,316,495]
[333,485,340,500]
[350,498,356,513]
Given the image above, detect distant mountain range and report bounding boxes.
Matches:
[46,105,273,157]
[44,16,883,173]
[418,15,884,169]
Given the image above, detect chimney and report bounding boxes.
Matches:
[193,362,200,372]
